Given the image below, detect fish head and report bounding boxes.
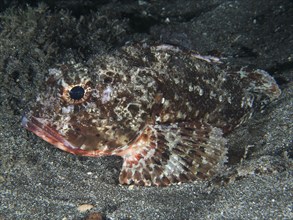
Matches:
[22,61,152,156]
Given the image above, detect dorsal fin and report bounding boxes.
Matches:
[117,122,227,186]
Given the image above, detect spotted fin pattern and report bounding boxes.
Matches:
[118,122,227,186]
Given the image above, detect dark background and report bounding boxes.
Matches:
[0,0,292,219]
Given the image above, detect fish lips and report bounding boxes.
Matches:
[21,115,109,157]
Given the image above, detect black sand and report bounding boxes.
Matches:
[0,0,292,219]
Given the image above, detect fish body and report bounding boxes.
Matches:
[22,44,281,186]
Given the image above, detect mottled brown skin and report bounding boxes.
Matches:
[22,44,281,186]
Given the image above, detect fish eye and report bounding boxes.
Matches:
[61,82,92,105]
[69,86,85,100]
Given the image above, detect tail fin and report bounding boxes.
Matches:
[239,68,281,101]
[118,122,227,186]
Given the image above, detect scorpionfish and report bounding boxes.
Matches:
[22,44,281,186]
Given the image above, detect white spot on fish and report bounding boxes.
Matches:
[102,86,112,104]
[62,105,74,114]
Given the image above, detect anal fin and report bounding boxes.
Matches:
[118,122,227,186]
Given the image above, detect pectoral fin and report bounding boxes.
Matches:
[118,122,227,186]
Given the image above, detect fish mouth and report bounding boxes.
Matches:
[21,115,111,157]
